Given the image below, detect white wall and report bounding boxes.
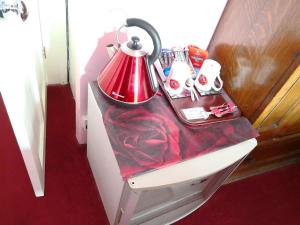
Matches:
[68,0,228,144]
[39,0,68,84]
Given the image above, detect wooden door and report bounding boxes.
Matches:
[208,0,300,122]
[209,0,300,181]
[229,65,300,182]
[0,0,47,196]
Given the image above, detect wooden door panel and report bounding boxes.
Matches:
[258,77,300,129]
[278,99,300,134]
[257,103,300,140]
[253,65,300,140]
[208,0,300,122]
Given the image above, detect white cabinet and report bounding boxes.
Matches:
[87,84,257,225]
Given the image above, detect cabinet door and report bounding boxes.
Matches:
[208,0,300,122]
[254,66,300,140]
[230,66,300,181]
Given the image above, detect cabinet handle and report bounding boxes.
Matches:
[258,123,279,132]
[0,0,28,21]
[191,178,208,186]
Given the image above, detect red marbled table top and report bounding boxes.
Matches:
[90,82,258,179]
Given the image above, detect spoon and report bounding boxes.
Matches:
[185,78,199,102]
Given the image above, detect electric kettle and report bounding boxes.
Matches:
[97,18,162,105]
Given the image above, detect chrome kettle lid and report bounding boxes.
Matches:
[120,36,147,57]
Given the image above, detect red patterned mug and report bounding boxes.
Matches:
[194,59,223,92]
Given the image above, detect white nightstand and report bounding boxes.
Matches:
[87,83,257,225]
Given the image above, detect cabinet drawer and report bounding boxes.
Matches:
[131,191,204,225]
[134,175,212,214]
[130,163,237,225]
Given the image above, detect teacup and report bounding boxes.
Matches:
[165,61,194,95]
[194,59,223,92]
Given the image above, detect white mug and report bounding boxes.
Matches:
[194,59,223,92]
[165,61,193,95]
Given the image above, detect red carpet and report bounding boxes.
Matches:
[0,85,300,225]
[0,86,108,225]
